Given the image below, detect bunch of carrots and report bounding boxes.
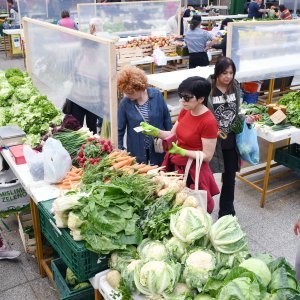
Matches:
[56,167,83,190]
[108,151,159,175]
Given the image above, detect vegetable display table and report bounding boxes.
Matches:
[236,125,300,208]
[0,148,103,300]
[147,65,215,99]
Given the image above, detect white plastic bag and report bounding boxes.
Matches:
[23,145,44,181]
[43,138,72,183]
[153,48,167,66]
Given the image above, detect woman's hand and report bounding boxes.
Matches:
[168,142,186,156]
[294,220,300,235]
[140,122,160,137]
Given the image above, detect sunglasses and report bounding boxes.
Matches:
[178,93,195,102]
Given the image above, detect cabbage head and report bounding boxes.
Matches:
[183,248,216,292]
[134,260,181,296]
[216,250,249,269]
[109,246,137,273]
[163,282,193,300]
[165,237,187,261]
[209,215,247,254]
[240,258,271,287]
[170,207,212,244]
[121,259,141,292]
[216,277,261,300]
[137,238,168,261]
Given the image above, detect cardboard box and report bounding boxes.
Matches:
[18,212,36,254]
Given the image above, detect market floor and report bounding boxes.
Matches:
[1,53,300,299]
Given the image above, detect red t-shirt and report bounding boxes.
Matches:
[176,109,218,151]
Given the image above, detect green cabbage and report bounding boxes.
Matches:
[195,295,215,300]
[163,282,193,300]
[170,207,212,244]
[216,277,261,300]
[165,237,187,261]
[134,260,181,296]
[109,246,138,273]
[209,215,247,254]
[240,258,271,287]
[7,76,25,87]
[137,238,168,261]
[5,68,24,79]
[183,248,216,292]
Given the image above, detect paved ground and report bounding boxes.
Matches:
[0,53,299,299]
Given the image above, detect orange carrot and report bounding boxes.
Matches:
[131,164,146,170]
[138,165,158,173]
[114,156,132,162]
[110,157,134,170]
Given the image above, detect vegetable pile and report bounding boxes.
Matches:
[0,68,62,146]
[278,92,300,128]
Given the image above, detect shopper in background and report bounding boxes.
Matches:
[57,10,78,30]
[0,232,21,260]
[247,0,269,18]
[185,15,212,68]
[279,5,292,20]
[166,7,189,36]
[118,66,172,165]
[141,77,219,213]
[205,18,234,57]
[5,0,20,29]
[207,57,253,218]
[294,219,300,281]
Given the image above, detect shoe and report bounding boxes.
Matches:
[0,248,21,260]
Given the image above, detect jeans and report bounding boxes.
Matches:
[219,148,239,218]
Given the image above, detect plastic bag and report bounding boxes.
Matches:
[23,145,44,181]
[43,138,72,183]
[236,122,259,165]
[153,48,167,66]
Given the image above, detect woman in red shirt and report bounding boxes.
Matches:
[141,77,219,213]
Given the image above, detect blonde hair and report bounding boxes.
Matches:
[117,66,148,94]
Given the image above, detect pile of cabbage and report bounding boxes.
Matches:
[106,207,300,299]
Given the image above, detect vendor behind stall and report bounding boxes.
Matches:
[166,7,189,36]
[5,0,20,29]
[247,0,269,18]
[279,5,292,20]
[185,15,212,68]
[57,10,78,30]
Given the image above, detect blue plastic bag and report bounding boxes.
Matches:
[236,121,259,165]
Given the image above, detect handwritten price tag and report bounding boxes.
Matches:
[270,109,286,125]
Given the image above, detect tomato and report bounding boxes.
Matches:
[78,151,84,157]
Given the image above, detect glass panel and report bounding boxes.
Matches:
[78,1,180,37]
[228,21,300,82]
[25,21,112,121]
[17,0,95,23]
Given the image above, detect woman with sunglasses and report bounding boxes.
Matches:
[141,77,219,213]
[207,57,252,218]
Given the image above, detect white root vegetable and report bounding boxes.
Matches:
[174,191,189,206]
[106,270,121,289]
[157,187,170,197]
[182,196,198,208]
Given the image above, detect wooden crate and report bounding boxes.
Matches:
[18,212,36,254]
[160,61,188,73]
[116,47,144,64]
[139,43,153,57]
[160,44,176,55]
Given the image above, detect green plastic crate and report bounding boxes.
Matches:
[274,143,300,173]
[38,199,108,281]
[51,258,94,300]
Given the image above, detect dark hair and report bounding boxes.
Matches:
[279,5,286,12]
[61,10,70,18]
[7,0,14,4]
[190,15,202,30]
[220,18,233,30]
[212,57,236,95]
[178,76,211,105]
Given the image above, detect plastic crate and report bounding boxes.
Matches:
[51,258,94,300]
[242,91,259,104]
[274,143,300,173]
[38,199,108,281]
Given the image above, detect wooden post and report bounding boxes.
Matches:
[267,78,275,104]
[109,42,118,148]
